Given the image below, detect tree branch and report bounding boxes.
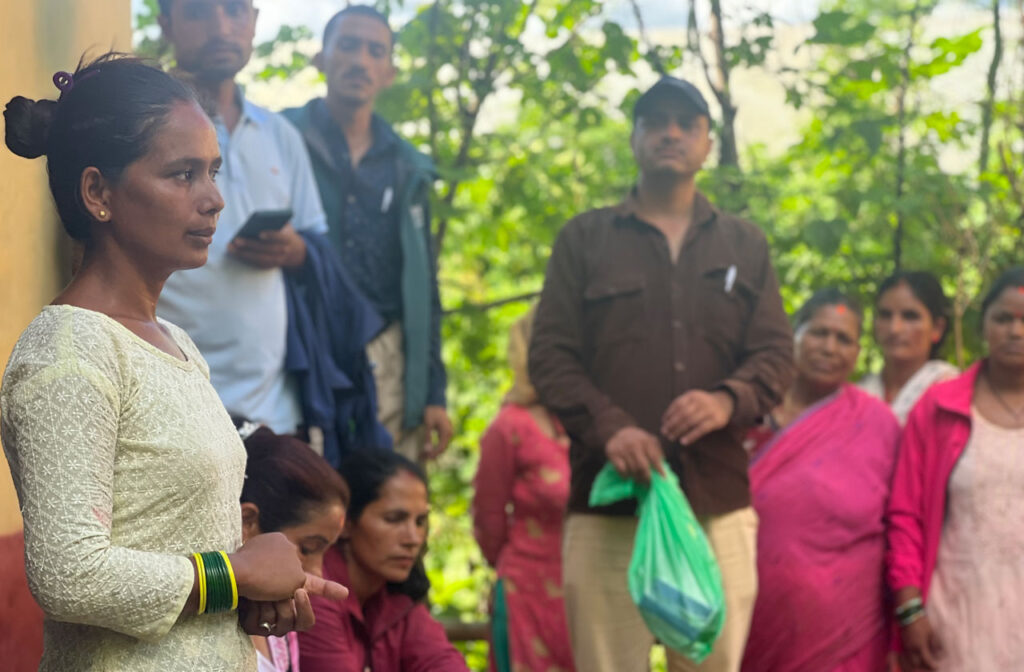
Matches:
[434,5,524,259]
[443,290,540,315]
[708,0,739,168]
[687,2,717,98]
[892,1,922,271]
[628,0,664,75]
[425,3,441,161]
[978,0,1003,175]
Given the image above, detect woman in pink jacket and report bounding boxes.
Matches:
[299,450,468,672]
[886,267,1024,671]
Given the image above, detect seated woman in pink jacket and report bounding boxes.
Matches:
[299,451,468,672]
[887,267,1024,671]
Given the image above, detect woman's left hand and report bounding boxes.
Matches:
[238,572,347,636]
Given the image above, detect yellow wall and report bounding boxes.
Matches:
[0,1,131,535]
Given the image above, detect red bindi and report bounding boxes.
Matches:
[1017,286,1024,294]
[835,304,847,315]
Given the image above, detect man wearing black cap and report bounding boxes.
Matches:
[529,77,793,671]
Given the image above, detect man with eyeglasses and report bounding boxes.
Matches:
[284,6,453,462]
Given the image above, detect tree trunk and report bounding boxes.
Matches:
[708,0,740,169]
[979,0,1002,175]
[892,3,922,271]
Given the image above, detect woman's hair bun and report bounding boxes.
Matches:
[4,96,58,159]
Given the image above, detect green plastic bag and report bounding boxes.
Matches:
[588,462,726,662]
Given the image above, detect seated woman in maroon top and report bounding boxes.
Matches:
[298,451,468,672]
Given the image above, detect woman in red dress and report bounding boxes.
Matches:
[473,308,575,672]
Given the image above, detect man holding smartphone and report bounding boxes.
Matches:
[155,0,327,435]
[283,6,452,460]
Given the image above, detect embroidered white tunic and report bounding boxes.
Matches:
[1,306,254,671]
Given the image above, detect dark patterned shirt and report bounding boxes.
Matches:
[312,104,404,321]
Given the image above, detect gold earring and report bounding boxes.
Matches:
[99,210,107,219]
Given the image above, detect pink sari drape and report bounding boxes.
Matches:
[742,385,900,672]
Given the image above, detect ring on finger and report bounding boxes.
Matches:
[259,621,274,635]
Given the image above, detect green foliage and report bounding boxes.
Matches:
[252,25,315,81]
[706,0,1017,370]
[725,12,775,69]
[809,10,875,46]
[134,0,170,62]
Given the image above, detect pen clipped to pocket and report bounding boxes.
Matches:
[724,264,737,294]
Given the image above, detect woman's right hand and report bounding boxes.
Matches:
[899,615,943,671]
[229,532,308,602]
[238,573,349,636]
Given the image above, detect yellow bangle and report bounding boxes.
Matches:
[219,550,239,611]
[193,552,207,615]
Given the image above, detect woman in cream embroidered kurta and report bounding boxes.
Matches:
[1,54,340,672]
[2,306,254,671]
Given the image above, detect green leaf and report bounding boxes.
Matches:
[809,10,875,46]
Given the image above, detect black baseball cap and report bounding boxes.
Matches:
[633,76,710,121]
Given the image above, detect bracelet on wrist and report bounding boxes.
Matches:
[895,596,923,618]
[899,606,926,628]
[193,551,239,615]
[895,597,925,627]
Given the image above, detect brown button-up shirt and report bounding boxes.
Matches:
[529,191,794,517]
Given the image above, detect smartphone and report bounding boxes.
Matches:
[233,209,292,240]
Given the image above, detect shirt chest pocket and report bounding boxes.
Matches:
[697,265,759,348]
[583,274,647,345]
[235,141,292,211]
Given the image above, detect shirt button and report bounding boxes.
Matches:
[346,239,355,248]
[347,194,356,204]
[674,361,685,372]
[672,319,683,329]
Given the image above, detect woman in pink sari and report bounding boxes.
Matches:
[742,289,901,672]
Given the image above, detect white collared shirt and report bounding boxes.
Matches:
[158,94,327,433]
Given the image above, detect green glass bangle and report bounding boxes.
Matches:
[898,604,925,627]
[215,552,238,612]
[212,554,232,613]
[200,551,235,614]
[201,552,221,613]
[206,556,225,613]
[895,596,923,618]
[213,555,231,613]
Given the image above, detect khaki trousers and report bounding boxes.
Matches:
[366,323,424,461]
[563,508,759,672]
